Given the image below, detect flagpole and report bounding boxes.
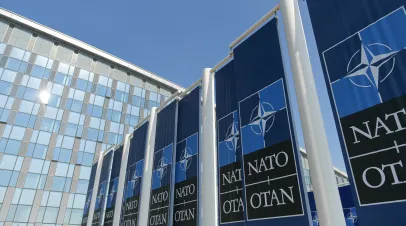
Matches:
[99,149,115,225]
[112,134,131,226]
[280,0,346,225]
[86,153,104,226]
[200,68,219,226]
[138,107,158,226]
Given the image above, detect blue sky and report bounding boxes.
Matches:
[1,0,346,171]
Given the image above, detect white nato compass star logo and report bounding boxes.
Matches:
[312,213,319,226]
[225,121,240,151]
[96,187,105,207]
[345,43,402,95]
[108,185,116,201]
[156,157,168,179]
[347,211,358,224]
[131,169,140,189]
[180,147,193,171]
[249,101,276,136]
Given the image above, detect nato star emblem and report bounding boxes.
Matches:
[156,157,168,179]
[131,169,140,189]
[347,211,358,224]
[180,147,193,171]
[249,101,276,136]
[311,211,320,226]
[346,43,402,100]
[225,121,240,152]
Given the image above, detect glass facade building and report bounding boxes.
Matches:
[0,8,182,225]
[300,148,349,191]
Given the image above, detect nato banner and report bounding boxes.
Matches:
[148,101,178,226]
[104,146,123,226]
[93,150,113,226]
[307,0,406,225]
[82,162,98,226]
[123,122,149,226]
[173,87,200,226]
[308,186,358,226]
[215,18,311,225]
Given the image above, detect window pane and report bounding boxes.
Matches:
[0,81,12,95]
[6,204,17,221]
[76,180,89,194]
[79,166,91,180]
[73,194,86,208]
[19,189,36,205]
[1,70,17,83]
[5,58,21,71]
[55,163,68,177]
[14,205,31,222]
[37,131,51,145]
[47,192,62,207]
[9,171,19,186]
[43,207,58,223]
[70,209,83,224]
[24,173,40,189]
[0,155,17,170]
[15,114,29,128]
[51,177,65,192]
[31,65,45,78]
[0,170,12,186]
[29,159,44,173]
[62,136,74,149]
[82,153,94,166]
[5,140,21,155]
[9,126,25,140]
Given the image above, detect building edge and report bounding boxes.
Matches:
[0,7,185,93]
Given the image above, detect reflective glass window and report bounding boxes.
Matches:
[42,207,58,223]
[73,194,86,208]
[76,180,89,194]
[1,69,17,83]
[37,131,51,145]
[0,81,12,95]
[0,155,16,170]
[0,170,12,186]
[5,58,21,71]
[31,65,45,78]
[51,177,65,192]
[24,173,40,189]
[28,159,44,174]
[79,166,91,180]
[19,189,35,205]
[55,163,68,177]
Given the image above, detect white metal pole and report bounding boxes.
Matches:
[169,98,179,226]
[99,150,114,226]
[280,0,346,225]
[138,107,158,226]
[87,154,104,226]
[112,134,132,225]
[200,68,218,226]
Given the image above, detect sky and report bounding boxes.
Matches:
[0,0,346,171]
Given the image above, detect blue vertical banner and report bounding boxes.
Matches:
[123,122,149,226]
[215,18,311,225]
[104,146,123,226]
[308,186,358,226]
[148,101,178,226]
[307,0,406,225]
[82,162,98,226]
[92,150,113,226]
[172,88,200,226]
